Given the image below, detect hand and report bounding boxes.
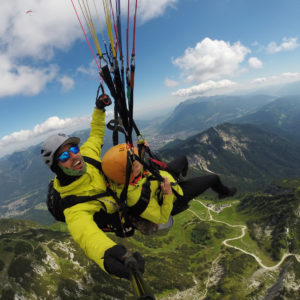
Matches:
[103,244,145,279]
[96,94,112,111]
[161,177,173,195]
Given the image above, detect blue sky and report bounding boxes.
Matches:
[1,0,300,157]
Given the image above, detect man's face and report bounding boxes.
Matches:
[57,143,85,171]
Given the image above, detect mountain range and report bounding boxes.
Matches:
[156,94,274,136]
[234,95,300,138]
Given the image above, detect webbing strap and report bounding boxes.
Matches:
[101,63,132,144]
[82,156,125,211]
[83,156,102,171]
[127,180,151,217]
[113,64,132,142]
[119,150,132,213]
[60,191,110,211]
[113,107,120,145]
[106,119,126,135]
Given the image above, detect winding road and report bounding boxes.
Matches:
[190,200,300,268]
[187,200,300,300]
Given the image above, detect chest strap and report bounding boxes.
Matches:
[60,191,111,211]
[127,179,151,217]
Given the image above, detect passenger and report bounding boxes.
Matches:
[102,144,237,235]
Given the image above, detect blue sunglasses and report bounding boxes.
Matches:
[58,145,80,163]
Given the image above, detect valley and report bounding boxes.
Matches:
[0,186,299,299]
[159,197,300,300]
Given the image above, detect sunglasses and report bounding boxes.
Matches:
[58,145,80,163]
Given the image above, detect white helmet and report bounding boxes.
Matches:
[41,133,80,167]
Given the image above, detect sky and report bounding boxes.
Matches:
[1,0,300,158]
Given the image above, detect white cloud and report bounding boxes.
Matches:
[0,0,79,98]
[170,72,300,99]
[0,0,179,99]
[0,109,117,157]
[0,115,91,157]
[137,0,177,23]
[77,60,100,78]
[266,37,299,54]
[58,75,75,93]
[248,57,263,69]
[164,77,179,87]
[252,77,267,84]
[2,1,80,60]
[224,72,300,94]
[172,79,236,97]
[0,54,58,97]
[0,0,177,60]
[172,38,250,83]
[251,72,300,86]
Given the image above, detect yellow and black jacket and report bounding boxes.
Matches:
[52,108,117,273]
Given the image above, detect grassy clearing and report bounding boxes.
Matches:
[189,199,210,220]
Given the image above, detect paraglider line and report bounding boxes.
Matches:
[70,0,101,73]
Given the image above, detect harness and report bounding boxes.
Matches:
[46,156,155,237]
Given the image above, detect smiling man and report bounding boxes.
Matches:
[42,135,86,186]
[40,95,145,280]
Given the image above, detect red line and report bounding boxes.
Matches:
[70,0,101,73]
[126,0,130,69]
[132,0,138,56]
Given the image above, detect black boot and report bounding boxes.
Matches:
[171,197,190,216]
[218,187,237,199]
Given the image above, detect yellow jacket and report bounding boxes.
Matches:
[53,108,117,273]
[114,170,183,225]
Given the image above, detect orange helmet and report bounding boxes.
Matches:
[102,143,139,185]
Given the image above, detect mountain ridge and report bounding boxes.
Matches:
[158,122,300,191]
[158,94,274,135]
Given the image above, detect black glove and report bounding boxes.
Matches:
[103,244,145,279]
[96,94,112,111]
